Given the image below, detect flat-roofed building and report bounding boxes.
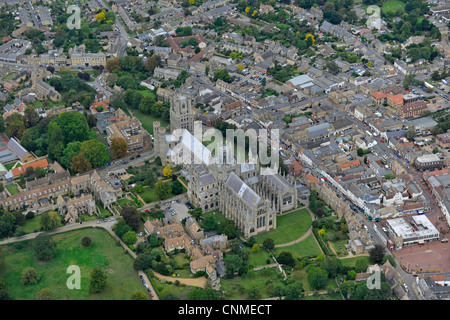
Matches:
[386,215,439,248]
[414,154,444,171]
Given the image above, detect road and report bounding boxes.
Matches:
[27,0,40,29]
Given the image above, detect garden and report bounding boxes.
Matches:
[0,228,147,300]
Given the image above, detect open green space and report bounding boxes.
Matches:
[381,0,405,14]
[274,234,322,259]
[5,184,19,195]
[132,109,169,136]
[253,208,312,245]
[0,228,147,300]
[2,72,18,82]
[220,267,283,300]
[4,162,20,171]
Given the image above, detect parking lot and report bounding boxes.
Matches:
[162,199,190,222]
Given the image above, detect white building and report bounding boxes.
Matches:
[386,215,440,248]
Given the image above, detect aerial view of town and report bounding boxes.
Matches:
[0,0,449,304]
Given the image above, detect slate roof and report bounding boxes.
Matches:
[225,172,260,206]
[7,137,28,160]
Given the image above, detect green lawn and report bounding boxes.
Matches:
[381,0,405,14]
[0,228,147,300]
[2,72,18,81]
[5,184,19,195]
[340,255,371,268]
[220,267,283,300]
[132,109,169,135]
[21,216,42,234]
[253,208,312,245]
[246,247,273,268]
[4,162,20,171]
[274,234,322,259]
[136,90,156,99]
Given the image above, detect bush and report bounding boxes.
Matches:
[21,267,41,285]
[81,236,92,248]
[25,211,35,220]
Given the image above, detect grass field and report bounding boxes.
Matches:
[0,228,147,300]
[4,162,20,171]
[5,184,19,195]
[132,109,169,136]
[221,267,283,300]
[274,234,322,259]
[381,0,405,14]
[2,72,18,82]
[253,208,312,245]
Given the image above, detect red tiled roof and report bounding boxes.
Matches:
[341,159,360,169]
[11,159,49,177]
[371,91,387,100]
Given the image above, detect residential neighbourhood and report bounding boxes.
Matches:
[0,0,449,304]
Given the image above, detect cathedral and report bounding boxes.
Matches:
[153,91,298,238]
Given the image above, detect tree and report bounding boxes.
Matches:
[24,105,39,128]
[213,69,232,83]
[120,206,141,231]
[139,95,155,114]
[263,238,275,251]
[95,10,106,22]
[33,233,57,261]
[0,220,12,238]
[277,251,295,267]
[40,211,61,231]
[80,139,110,168]
[89,267,108,294]
[154,180,172,200]
[162,165,173,178]
[187,287,221,300]
[6,113,25,139]
[105,58,121,72]
[113,219,132,238]
[149,233,158,247]
[347,269,357,280]
[36,288,52,300]
[144,55,160,73]
[283,281,304,300]
[70,153,92,173]
[308,267,328,290]
[111,137,127,159]
[188,207,203,219]
[251,244,260,252]
[51,112,90,145]
[321,256,342,278]
[237,64,244,71]
[369,244,385,264]
[171,180,183,195]
[406,126,417,141]
[21,267,41,285]
[123,230,137,245]
[82,236,92,248]
[130,291,147,300]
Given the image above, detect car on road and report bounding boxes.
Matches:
[142,279,146,284]
[140,275,143,279]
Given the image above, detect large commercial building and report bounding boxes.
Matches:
[414,154,445,171]
[386,215,440,249]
